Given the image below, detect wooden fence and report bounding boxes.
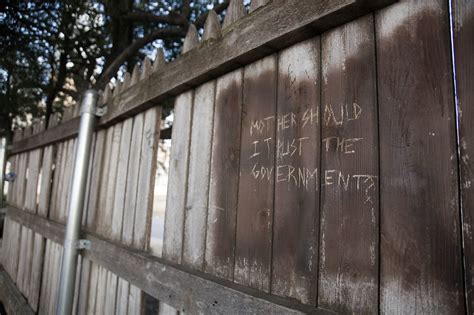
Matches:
[1,0,473,314]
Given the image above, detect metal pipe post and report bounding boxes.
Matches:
[57,90,98,314]
[0,137,6,208]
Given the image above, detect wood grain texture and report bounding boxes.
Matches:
[7,206,331,314]
[0,266,35,315]
[271,38,320,306]
[133,107,161,250]
[77,257,92,315]
[234,54,277,292]
[24,149,42,213]
[38,145,54,217]
[50,142,64,220]
[103,123,123,238]
[100,0,396,127]
[38,239,52,314]
[96,126,115,234]
[183,81,215,269]
[376,0,464,313]
[453,0,474,312]
[205,69,243,280]
[318,14,379,313]
[163,92,193,264]
[122,113,144,246]
[111,118,133,240]
[86,130,106,231]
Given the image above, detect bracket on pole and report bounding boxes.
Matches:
[95,106,107,117]
[78,239,91,250]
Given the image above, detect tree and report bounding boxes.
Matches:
[0,0,230,138]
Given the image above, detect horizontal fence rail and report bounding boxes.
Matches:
[5,206,332,314]
[9,0,396,156]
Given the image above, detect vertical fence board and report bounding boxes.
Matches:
[205,69,243,280]
[96,127,115,234]
[77,257,91,315]
[134,107,161,250]
[318,14,379,313]
[123,114,144,246]
[234,54,277,292]
[50,142,63,220]
[163,92,193,264]
[29,234,45,311]
[86,130,106,231]
[453,0,474,312]
[111,118,133,240]
[86,263,99,314]
[162,93,193,315]
[104,123,123,238]
[38,146,54,217]
[376,0,464,313]
[271,38,320,306]
[39,239,51,314]
[183,81,216,270]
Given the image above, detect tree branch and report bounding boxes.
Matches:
[95,27,186,89]
[122,10,188,26]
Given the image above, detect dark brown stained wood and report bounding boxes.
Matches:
[205,69,243,280]
[234,54,277,292]
[376,1,464,313]
[0,266,35,315]
[5,206,334,315]
[100,0,396,127]
[453,0,474,312]
[271,38,320,306]
[9,0,396,156]
[318,14,378,313]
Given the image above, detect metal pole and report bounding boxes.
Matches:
[57,90,98,315]
[0,137,6,208]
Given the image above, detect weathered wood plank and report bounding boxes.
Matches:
[376,0,464,313]
[111,118,133,240]
[86,130,106,231]
[0,266,35,315]
[122,113,144,246]
[104,123,122,238]
[77,257,92,315]
[86,263,99,314]
[102,0,397,126]
[38,145,54,217]
[205,69,243,280]
[96,126,114,234]
[318,14,379,313]
[183,81,215,270]
[10,116,80,154]
[163,92,193,264]
[6,206,332,314]
[133,107,161,250]
[38,239,52,314]
[50,141,64,220]
[234,54,277,292]
[8,0,397,157]
[271,38,320,306]
[24,149,42,213]
[453,0,474,312]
